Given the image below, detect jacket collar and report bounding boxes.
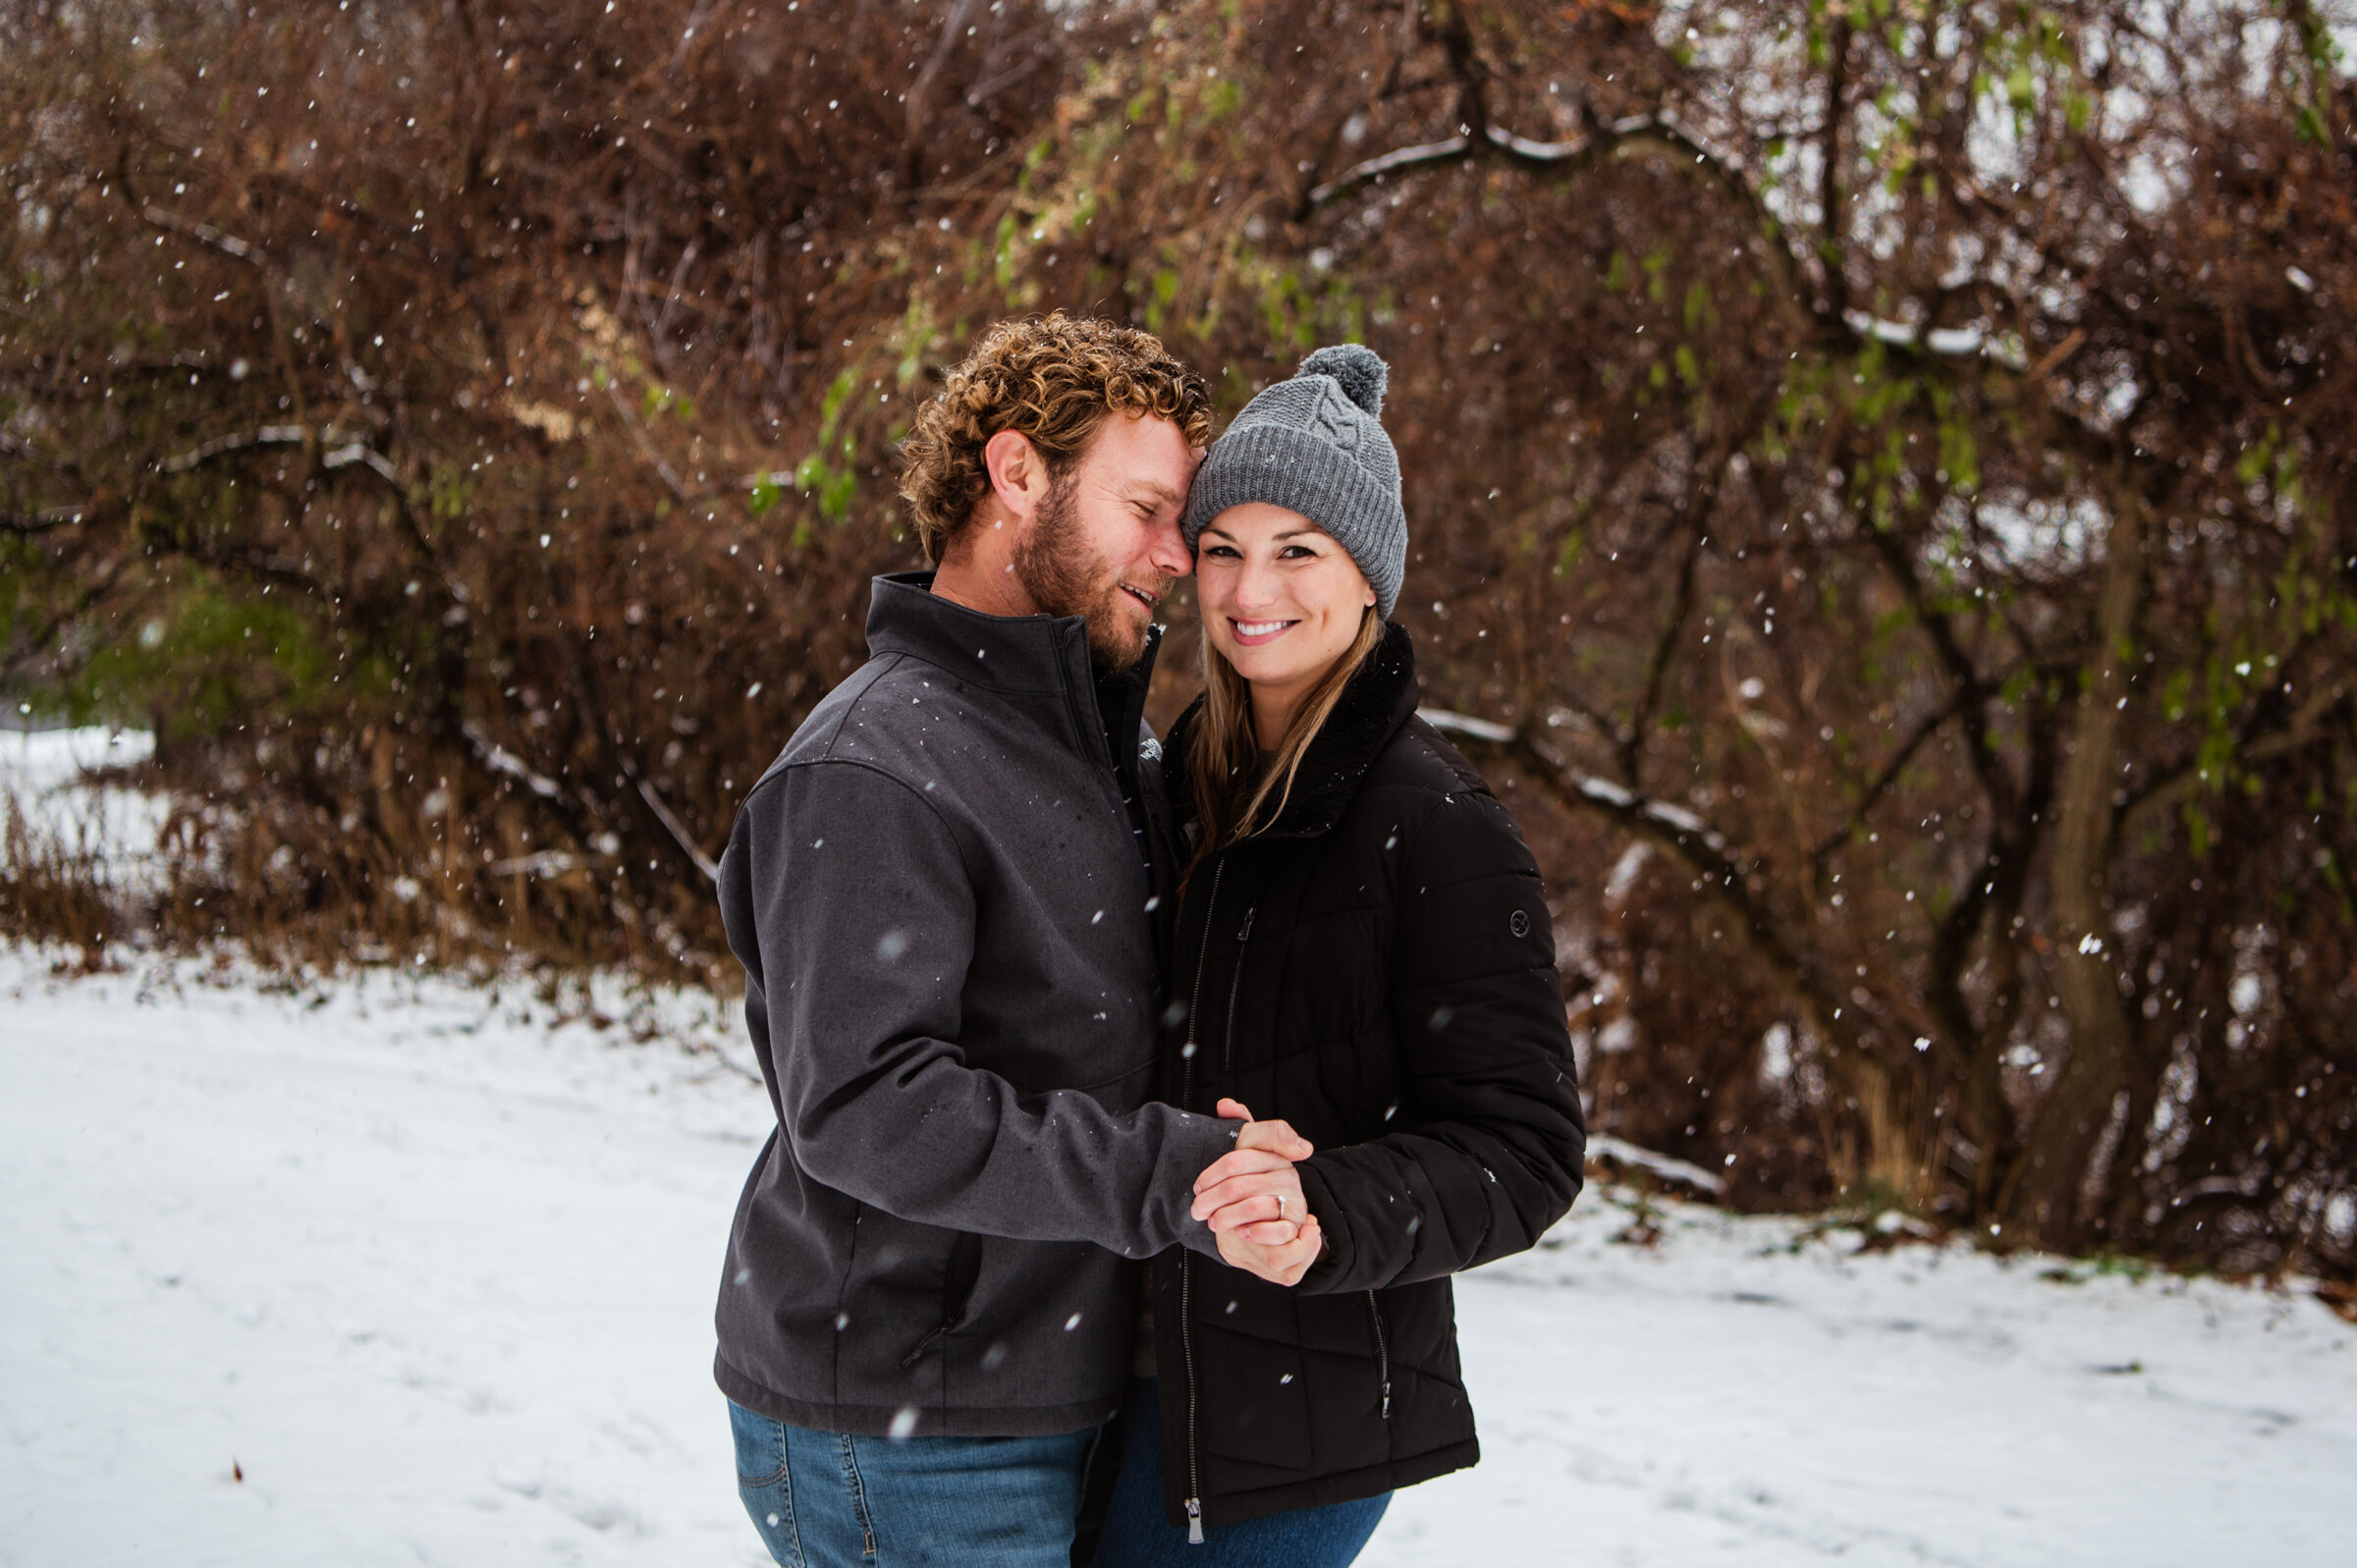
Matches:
[864,570,1162,762]
[866,570,1085,694]
[1168,620,1421,840]
[867,566,1159,683]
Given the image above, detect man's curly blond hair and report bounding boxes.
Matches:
[899,313,1214,562]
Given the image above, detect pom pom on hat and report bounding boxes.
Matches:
[1298,343,1387,417]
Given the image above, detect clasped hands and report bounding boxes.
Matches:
[1189,1098,1322,1287]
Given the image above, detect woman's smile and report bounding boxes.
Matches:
[1195,502,1380,746]
[1228,616,1299,645]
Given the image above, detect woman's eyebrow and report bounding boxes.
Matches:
[1198,524,1319,544]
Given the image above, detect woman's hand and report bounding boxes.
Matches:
[1193,1099,1321,1285]
[1197,1097,1311,1240]
[1215,1211,1324,1287]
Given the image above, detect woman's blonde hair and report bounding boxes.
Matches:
[1186,606,1386,859]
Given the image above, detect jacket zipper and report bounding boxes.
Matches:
[1189,897,1258,1541]
[1366,1292,1392,1421]
[1219,907,1255,1073]
[1177,856,1225,1545]
[1062,631,1152,901]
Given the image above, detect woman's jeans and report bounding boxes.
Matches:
[1093,1377,1391,1567]
[728,1398,1096,1567]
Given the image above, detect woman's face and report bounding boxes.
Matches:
[1195,503,1376,701]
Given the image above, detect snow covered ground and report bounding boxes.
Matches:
[4,948,2348,1567]
[0,727,166,884]
[0,726,155,797]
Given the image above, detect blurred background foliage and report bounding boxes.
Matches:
[3,0,2354,1281]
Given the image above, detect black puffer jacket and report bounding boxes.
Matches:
[1143,622,1586,1534]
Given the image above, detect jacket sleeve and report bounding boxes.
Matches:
[1293,784,1587,1294]
[728,757,1239,1261]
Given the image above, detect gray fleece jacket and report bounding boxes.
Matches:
[713,571,1239,1438]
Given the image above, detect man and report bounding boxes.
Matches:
[715,314,1319,1568]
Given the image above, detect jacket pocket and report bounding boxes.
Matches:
[900,1230,984,1368]
[1199,1325,1313,1474]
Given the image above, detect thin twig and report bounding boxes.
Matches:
[2117,675,2352,843]
[635,776,721,882]
[156,424,311,473]
[0,504,103,535]
[140,204,267,265]
[1810,692,1968,867]
[462,722,565,802]
[1423,707,1851,1051]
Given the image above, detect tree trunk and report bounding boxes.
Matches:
[2000,500,2148,1248]
[1964,710,2056,1216]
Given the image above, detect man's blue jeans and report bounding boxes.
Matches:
[728,1399,1098,1567]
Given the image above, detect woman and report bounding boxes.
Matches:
[1093,346,1588,1564]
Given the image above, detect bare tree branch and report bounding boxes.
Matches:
[1422,707,1852,1051]
[2117,674,2354,844]
[156,424,311,473]
[1623,514,1706,786]
[966,30,1054,107]
[635,775,720,881]
[153,425,401,486]
[1810,691,1967,867]
[0,503,106,536]
[1307,110,1805,320]
[462,721,565,802]
[140,204,267,266]
[1817,12,1854,321]
[901,0,990,195]
[1861,517,2022,821]
[322,442,404,487]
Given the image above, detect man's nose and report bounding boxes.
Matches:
[1147,513,1191,579]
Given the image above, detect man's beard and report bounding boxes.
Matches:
[1013,475,1163,671]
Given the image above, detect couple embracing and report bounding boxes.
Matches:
[712,315,1586,1566]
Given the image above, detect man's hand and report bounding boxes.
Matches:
[1194,1098,1320,1286]
[1222,1097,1311,1162]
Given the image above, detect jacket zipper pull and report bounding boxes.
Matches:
[897,1321,950,1369]
[1382,1380,1393,1421]
[1185,1496,1205,1544]
[1235,908,1255,942]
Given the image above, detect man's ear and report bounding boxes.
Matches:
[981,429,1049,523]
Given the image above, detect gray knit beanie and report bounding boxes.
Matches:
[1180,344,1405,619]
